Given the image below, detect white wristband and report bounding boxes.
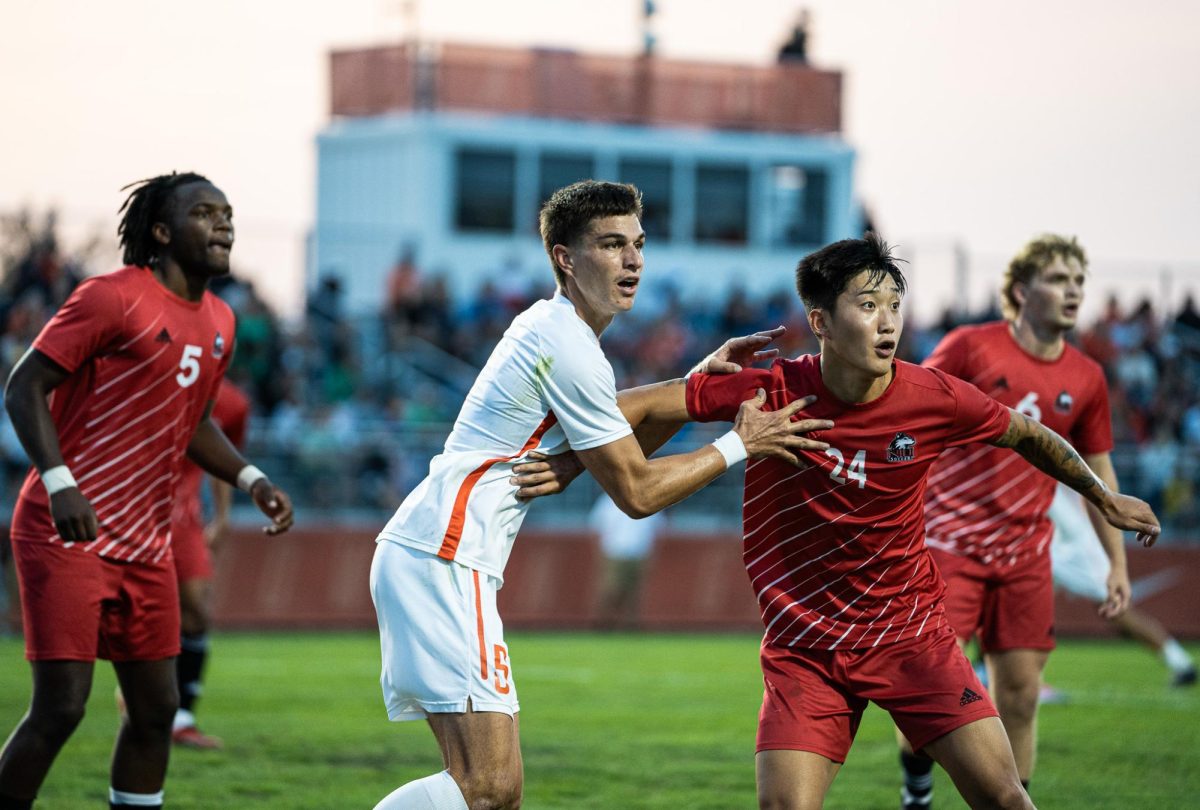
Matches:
[711,430,748,469]
[236,465,268,493]
[41,465,78,495]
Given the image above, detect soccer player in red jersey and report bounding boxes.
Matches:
[169,378,251,750]
[894,235,1153,807]
[0,173,293,810]
[516,233,1158,809]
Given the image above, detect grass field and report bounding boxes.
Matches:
[0,632,1195,808]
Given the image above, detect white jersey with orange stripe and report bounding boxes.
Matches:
[378,293,633,582]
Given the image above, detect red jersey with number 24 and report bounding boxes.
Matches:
[11,266,235,566]
[687,356,1010,650]
[922,321,1112,568]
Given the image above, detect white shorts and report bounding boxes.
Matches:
[369,540,519,721]
[1048,485,1110,603]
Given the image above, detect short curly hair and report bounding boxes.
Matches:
[538,181,643,286]
[1002,234,1087,319]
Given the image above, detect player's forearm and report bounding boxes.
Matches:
[609,446,729,519]
[995,409,1108,506]
[617,379,691,426]
[210,478,234,524]
[1082,454,1129,569]
[187,418,253,486]
[617,379,691,456]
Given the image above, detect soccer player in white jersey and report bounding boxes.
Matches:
[368,180,833,810]
[1048,484,1196,686]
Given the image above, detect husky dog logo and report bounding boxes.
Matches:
[213,332,226,359]
[1055,391,1073,413]
[887,432,916,462]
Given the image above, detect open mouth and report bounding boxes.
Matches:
[617,277,639,294]
[874,340,896,358]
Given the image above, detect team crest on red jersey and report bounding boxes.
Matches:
[887,432,916,462]
[1055,391,1073,413]
[213,332,226,359]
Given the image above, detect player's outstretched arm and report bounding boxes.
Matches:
[993,409,1159,547]
[187,414,294,535]
[4,348,99,542]
[576,389,830,519]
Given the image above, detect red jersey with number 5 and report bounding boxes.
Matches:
[10,266,235,566]
[921,321,1112,568]
[686,356,1010,650]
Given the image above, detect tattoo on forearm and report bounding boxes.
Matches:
[998,411,1100,494]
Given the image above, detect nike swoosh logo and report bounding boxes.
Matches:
[1130,567,1184,603]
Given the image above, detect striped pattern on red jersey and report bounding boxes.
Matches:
[688,356,1010,650]
[11,267,234,566]
[921,321,1112,569]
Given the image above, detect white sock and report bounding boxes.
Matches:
[173,708,196,731]
[1162,638,1194,673]
[374,771,468,810]
[109,787,164,806]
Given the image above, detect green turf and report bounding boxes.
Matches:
[0,632,1194,808]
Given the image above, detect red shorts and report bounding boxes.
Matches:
[757,622,997,761]
[930,548,1055,653]
[171,512,213,582]
[11,540,180,662]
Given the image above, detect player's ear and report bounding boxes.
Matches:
[551,244,574,280]
[808,307,828,339]
[1011,281,1028,308]
[152,221,171,247]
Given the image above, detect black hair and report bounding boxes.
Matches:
[795,232,907,312]
[538,180,643,286]
[117,172,211,267]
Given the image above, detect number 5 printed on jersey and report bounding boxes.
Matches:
[177,344,203,387]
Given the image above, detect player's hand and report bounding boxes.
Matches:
[1099,564,1132,619]
[688,326,785,377]
[511,451,585,499]
[249,479,294,535]
[1098,491,1160,547]
[733,390,832,468]
[49,488,99,543]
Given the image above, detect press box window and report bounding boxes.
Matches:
[619,158,672,241]
[767,165,828,247]
[456,149,516,232]
[695,164,749,244]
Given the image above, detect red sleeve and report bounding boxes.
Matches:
[32,277,125,373]
[686,368,774,423]
[933,368,1011,448]
[1070,370,1114,455]
[921,328,971,380]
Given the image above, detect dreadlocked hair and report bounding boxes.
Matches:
[117,172,210,267]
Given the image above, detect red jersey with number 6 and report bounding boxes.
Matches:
[10,266,235,566]
[687,356,1010,650]
[921,321,1111,569]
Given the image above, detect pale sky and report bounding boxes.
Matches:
[3,0,1198,322]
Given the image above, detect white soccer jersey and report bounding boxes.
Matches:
[378,293,632,581]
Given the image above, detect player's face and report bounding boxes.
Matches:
[561,214,645,324]
[162,181,235,277]
[818,269,904,379]
[1018,256,1085,332]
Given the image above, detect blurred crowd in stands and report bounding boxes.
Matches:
[4,214,1200,532]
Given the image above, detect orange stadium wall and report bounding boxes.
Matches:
[2,528,1197,637]
[193,528,1200,638]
